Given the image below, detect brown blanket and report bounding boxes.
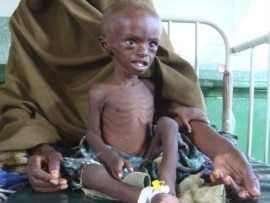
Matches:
[0,0,205,151]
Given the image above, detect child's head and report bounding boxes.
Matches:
[99,0,162,75]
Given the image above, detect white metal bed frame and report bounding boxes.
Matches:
[231,33,270,163]
[161,16,270,164]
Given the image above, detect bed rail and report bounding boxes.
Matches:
[162,16,270,164]
[161,16,234,134]
[231,32,270,163]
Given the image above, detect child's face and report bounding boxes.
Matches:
[101,13,162,75]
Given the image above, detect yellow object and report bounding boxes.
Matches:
[152,180,165,190]
[0,151,28,173]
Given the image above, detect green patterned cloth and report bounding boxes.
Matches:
[62,131,205,191]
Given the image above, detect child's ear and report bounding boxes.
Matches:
[99,36,111,54]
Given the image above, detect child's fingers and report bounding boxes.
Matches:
[124,159,133,172]
[182,120,192,133]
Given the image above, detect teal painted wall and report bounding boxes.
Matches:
[202,85,269,164]
[0,17,9,84]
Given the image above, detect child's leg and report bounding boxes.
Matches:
[82,164,179,203]
[145,116,179,195]
[82,164,140,202]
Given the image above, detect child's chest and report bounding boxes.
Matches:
[104,84,154,118]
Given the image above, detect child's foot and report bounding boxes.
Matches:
[151,193,179,203]
[138,185,178,203]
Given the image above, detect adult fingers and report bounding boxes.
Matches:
[222,175,244,200]
[33,182,68,193]
[26,155,61,190]
[232,161,261,200]
[213,169,260,202]
[29,177,67,191]
[47,151,62,179]
[211,170,244,201]
[210,169,224,185]
[27,155,55,182]
[223,175,259,202]
[239,171,260,201]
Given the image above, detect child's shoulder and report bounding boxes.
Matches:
[90,82,107,90]
[141,79,155,93]
[88,82,109,99]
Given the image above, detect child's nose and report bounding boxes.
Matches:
[137,44,148,57]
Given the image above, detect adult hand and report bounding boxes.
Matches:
[211,151,260,202]
[174,110,260,202]
[26,144,68,192]
[168,102,209,133]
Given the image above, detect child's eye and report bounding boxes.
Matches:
[126,39,136,46]
[149,41,158,49]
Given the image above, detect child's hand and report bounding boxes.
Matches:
[106,156,133,180]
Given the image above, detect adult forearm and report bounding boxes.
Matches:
[187,121,236,160]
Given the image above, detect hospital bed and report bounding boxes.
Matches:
[1,16,270,203]
[161,17,270,203]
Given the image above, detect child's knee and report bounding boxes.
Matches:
[82,164,104,188]
[156,116,178,132]
[156,116,179,138]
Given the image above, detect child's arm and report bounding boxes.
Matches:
[85,84,132,179]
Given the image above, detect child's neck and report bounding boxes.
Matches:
[110,73,140,86]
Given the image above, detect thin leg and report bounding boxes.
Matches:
[145,116,179,195]
[82,163,179,203]
[82,164,141,203]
